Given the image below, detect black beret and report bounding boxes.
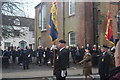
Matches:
[59,40,66,44]
[102,45,109,48]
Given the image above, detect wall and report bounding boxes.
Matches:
[97,2,118,46]
[1,27,35,50]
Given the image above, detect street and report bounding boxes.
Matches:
[2,76,100,80]
[2,62,99,80]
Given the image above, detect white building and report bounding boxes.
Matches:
[1,15,35,50]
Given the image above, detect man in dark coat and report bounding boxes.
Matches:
[43,47,50,65]
[36,46,44,65]
[107,40,120,80]
[27,46,33,63]
[11,47,16,63]
[2,47,10,68]
[70,46,76,63]
[91,44,99,67]
[98,45,111,80]
[54,40,69,80]
[21,47,30,70]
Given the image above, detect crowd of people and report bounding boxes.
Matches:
[1,39,120,80]
[1,46,54,69]
[1,43,103,69]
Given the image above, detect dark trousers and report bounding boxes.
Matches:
[18,57,22,64]
[56,77,66,80]
[12,57,16,63]
[23,60,29,70]
[44,58,48,65]
[2,57,9,68]
[36,57,42,64]
[99,73,106,80]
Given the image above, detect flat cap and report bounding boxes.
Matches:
[59,40,66,44]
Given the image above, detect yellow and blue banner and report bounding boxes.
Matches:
[105,11,114,45]
[49,2,58,44]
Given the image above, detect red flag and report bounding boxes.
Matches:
[105,11,114,45]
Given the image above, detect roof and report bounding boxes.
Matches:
[34,2,44,9]
[2,15,34,31]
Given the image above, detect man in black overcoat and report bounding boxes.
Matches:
[54,40,69,80]
[2,47,10,68]
[98,45,111,80]
[21,47,30,70]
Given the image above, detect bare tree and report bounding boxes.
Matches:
[1,2,32,38]
[0,2,2,46]
[1,2,26,16]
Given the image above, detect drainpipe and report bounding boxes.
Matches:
[93,2,98,46]
[63,2,65,40]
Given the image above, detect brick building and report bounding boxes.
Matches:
[97,2,120,46]
[1,15,35,50]
[34,1,120,49]
[35,2,94,48]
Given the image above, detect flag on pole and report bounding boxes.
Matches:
[105,11,114,45]
[49,2,58,44]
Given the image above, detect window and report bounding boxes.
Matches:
[4,42,10,49]
[69,32,76,46]
[41,4,47,31]
[14,18,20,26]
[32,31,34,38]
[69,0,75,16]
[38,37,41,46]
[38,11,42,28]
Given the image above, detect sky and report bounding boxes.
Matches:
[1,0,42,18]
[2,0,119,18]
[21,0,119,18]
[23,0,41,18]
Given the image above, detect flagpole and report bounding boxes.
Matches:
[52,43,57,75]
[105,11,114,46]
[48,1,58,75]
[51,41,58,75]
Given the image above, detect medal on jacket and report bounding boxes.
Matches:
[102,58,104,62]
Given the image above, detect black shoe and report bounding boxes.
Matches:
[93,78,96,80]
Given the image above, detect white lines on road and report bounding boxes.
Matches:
[71,67,77,70]
[67,75,100,78]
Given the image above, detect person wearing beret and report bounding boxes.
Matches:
[54,40,69,80]
[77,48,96,80]
[98,45,111,80]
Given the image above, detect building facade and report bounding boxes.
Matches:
[35,1,120,49]
[35,2,94,48]
[97,2,120,46]
[64,2,94,47]
[1,15,35,50]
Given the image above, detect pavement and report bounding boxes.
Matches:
[2,62,100,80]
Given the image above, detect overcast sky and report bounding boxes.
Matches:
[23,0,41,18]
[2,0,119,18]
